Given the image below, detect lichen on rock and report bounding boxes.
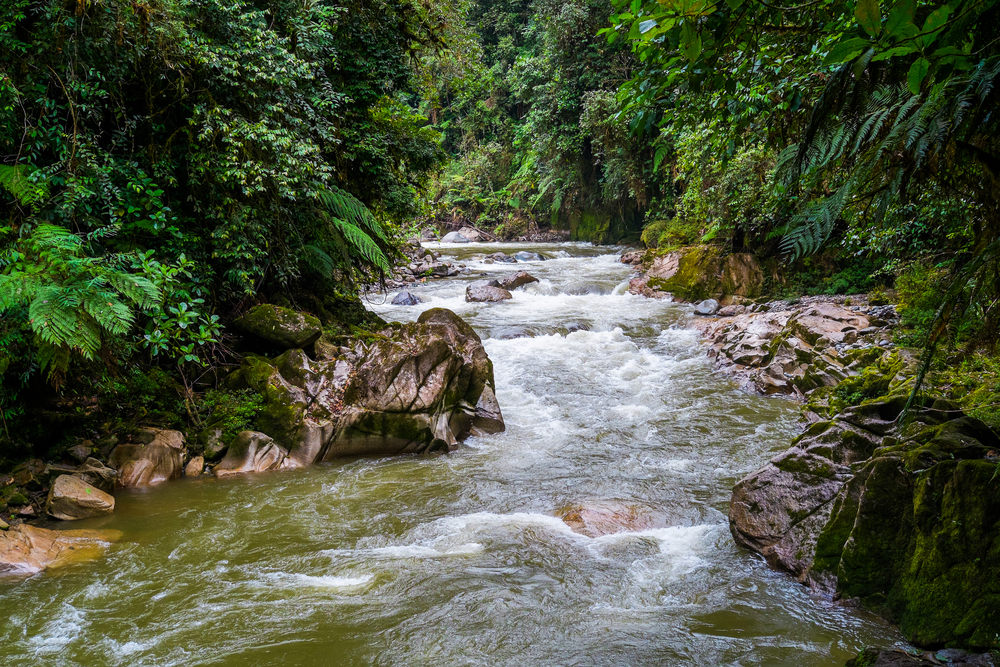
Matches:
[234,304,322,350]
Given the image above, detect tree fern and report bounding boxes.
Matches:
[314,185,392,275]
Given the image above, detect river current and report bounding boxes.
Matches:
[0,242,902,666]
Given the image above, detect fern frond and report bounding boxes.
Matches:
[328,217,391,274]
[0,165,49,206]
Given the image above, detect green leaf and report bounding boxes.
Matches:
[823,37,872,65]
[855,0,882,37]
[679,22,702,62]
[725,0,744,8]
[917,5,951,47]
[884,0,916,38]
[907,57,930,94]
[871,44,918,61]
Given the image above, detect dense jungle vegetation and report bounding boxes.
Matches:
[1,0,999,463]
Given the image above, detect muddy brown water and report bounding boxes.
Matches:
[0,243,904,666]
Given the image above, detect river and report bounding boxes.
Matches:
[0,242,902,666]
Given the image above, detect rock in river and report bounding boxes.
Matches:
[224,308,505,461]
[391,291,421,306]
[0,524,123,575]
[46,475,115,520]
[496,270,539,291]
[694,298,720,315]
[215,432,289,477]
[109,428,185,488]
[235,304,322,349]
[441,231,470,243]
[466,280,512,303]
[513,251,545,262]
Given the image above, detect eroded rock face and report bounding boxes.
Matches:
[235,304,322,349]
[225,308,504,462]
[46,475,115,520]
[110,428,185,488]
[0,524,123,575]
[730,396,1000,649]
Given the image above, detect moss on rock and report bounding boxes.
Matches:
[234,304,322,350]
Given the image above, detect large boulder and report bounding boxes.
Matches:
[109,428,185,488]
[441,231,470,243]
[235,304,322,349]
[0,524,123,575]
[457,226,483,242]
[214,432,289,477]
[466,280,512,303]
[391,291,421,306]
[513,251,545,262]
[46,475,115,520]
[629,247,764,301]
[730,396,1000,649]
[224,308,504,463]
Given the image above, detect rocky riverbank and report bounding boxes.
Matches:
[623,246,1000,653]
[1,305,503,574]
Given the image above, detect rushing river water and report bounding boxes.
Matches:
[0,242,903,666]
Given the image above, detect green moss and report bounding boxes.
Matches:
[655,245,723,301]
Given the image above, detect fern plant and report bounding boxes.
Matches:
[0,165,49,207]
[312,185,392,275]
[0,224,159,379]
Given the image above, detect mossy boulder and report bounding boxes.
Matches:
[223,308,505,464]
[731,396,1000,649]
[234,304,322,350]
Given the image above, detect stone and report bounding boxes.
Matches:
[496,270,539,291]
[694,298,720,315]
[185,456,205,477]
[46,475,115,521]
[465,281,512,303]
[110,428,185,488]
[419,228,437,241]
[457,226,482,242]
[0,524,123,575]
[441,231,470,243]
[234,304,322,349]
[557,502,660,537]
[716,305,746,317]
[71,458,117,493]
[513,251,544,262]
[845,648,996,667]
[67,442,93,463]
[620,249,645,265]
[223,308,504,461]
[215,432,289,477]
[199,427,228,461]
[391,291,421,306]
[487,252,518,264]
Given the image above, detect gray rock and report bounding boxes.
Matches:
[488,252,518,264]
[441,231,470,243]
[513,251,544,262]
[67,442,93,463]
[694,299,720,315]
[496,271,539,291]
[391,291,421,306]
[466,281,512,303]
[46,475,115,520]
[215,432,288,477]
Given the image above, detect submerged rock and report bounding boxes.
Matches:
[466,280,512,303]
[513,251,545,262]
[496,271,539,291]
[487,252,518,264]
[224,308,504,462]
[557,502,659,537]
[391,291,421,306]
[0,524,123,575]
[441,231,470,243]
[235,304,322,349]
[110,428,185,488]
[46,475,115,520]
[731,395,1000,649]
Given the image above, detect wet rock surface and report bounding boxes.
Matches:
[731,395,1000,649]
[0,524,123,575]
[224,308,504,461]
[110,428,186,488]
[391,291,421,306]
[845,648,996,667]
[495,270,538,291]
[46,475,115,520]
[557,501,660,537]
[466,280,513,302]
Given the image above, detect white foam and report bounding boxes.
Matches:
[291,574,373,588]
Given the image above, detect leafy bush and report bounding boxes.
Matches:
[196,390,265,444]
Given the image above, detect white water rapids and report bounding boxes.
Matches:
[0,242,904,666]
